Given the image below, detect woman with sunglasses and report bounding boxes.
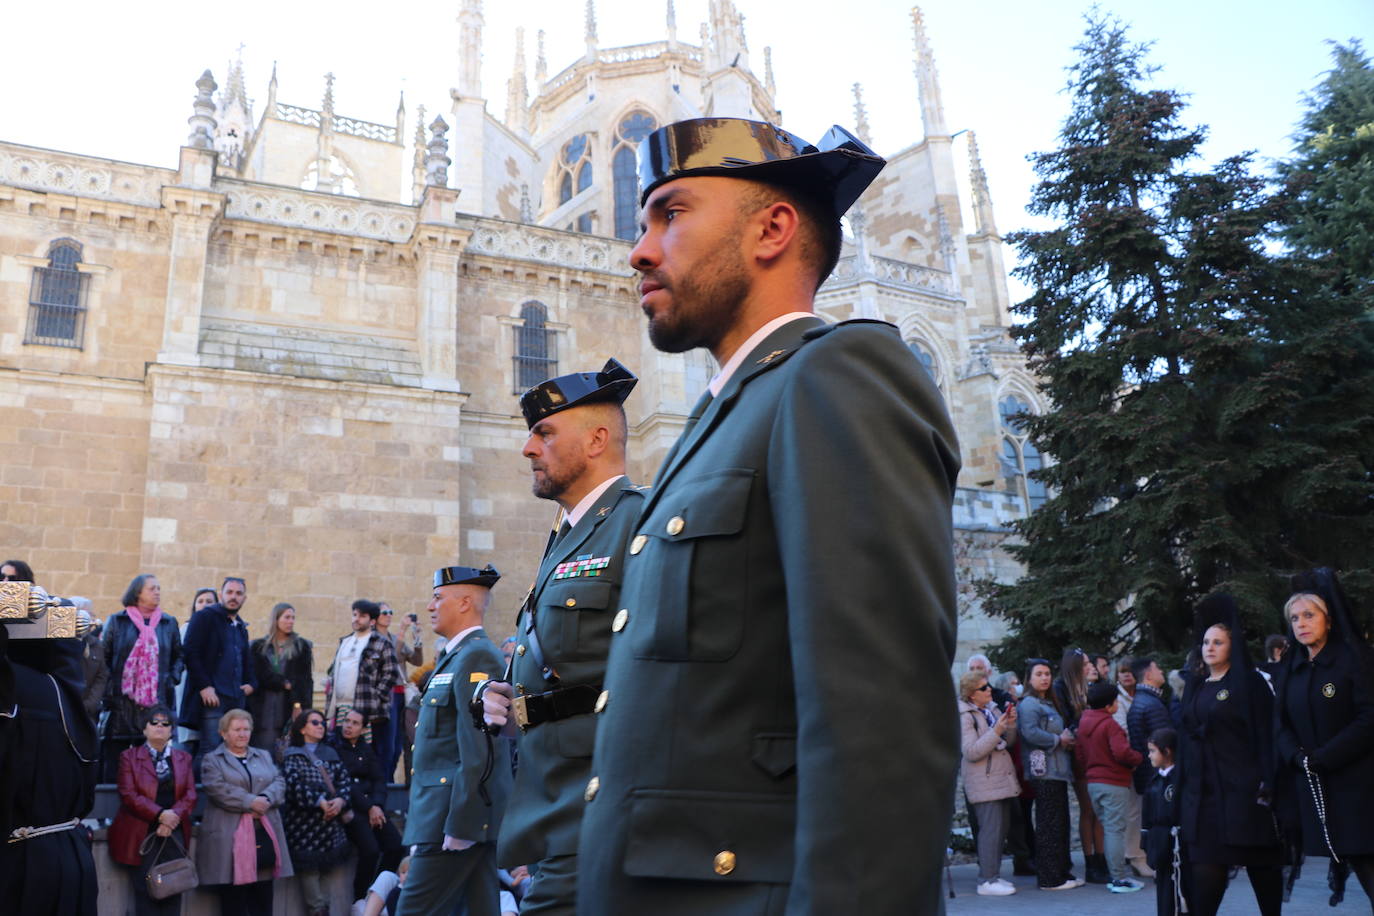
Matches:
[108,705,197,916]
[282,708,353,916]
[959,669,1021,896]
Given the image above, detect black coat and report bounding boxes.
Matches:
[1143,765,1181,873]
[1274,639,1374,857]
[101,610,184,733]
[179,604,255,727]
[326,733,388,813]
[248,636,313,736]
[1178,668,1279,852]
[1126,685,1171,792]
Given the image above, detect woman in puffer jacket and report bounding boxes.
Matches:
[959,669,1021,897]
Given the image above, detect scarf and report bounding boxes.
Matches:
[120,606,163,708]
[148,743,170,780]
[232,811,283,885]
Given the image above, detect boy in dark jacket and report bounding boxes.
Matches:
[1076,681,1145,893]
[1144,727,1190,915]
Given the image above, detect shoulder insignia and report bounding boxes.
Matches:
[756,349,787,364]
[470,672,489,683]
[633,484,651,491]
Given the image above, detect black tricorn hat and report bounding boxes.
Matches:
[636,117,885,218]
[433,564,501,589]
[519,359,637,429]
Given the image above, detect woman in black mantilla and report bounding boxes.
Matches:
[1178,593,1283,915]
[1275,568,1374,908]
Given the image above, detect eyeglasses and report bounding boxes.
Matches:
[306,719,325,727]
[379,609,394,615]
[973,684,992,693]
[148,720,172,727]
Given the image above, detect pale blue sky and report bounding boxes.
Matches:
[3,1,1370,278]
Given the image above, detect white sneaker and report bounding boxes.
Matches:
[995,878,1016,889]
[978,880,1017,896]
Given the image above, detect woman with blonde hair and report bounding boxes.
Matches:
[197,709,294,915]
[248,602,314,753]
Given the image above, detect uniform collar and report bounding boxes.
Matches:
[566,474,625,528]
[707,312,814,397]
[444,625,482,655]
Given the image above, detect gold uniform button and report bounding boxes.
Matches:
[565,597,577,607]
[612,609,629,632]
[630,534,648,555]
[713,851,736,876]
[594,690,609,714]
[584,777,600,802]
[666,516,685,536]
[439,777,447,784]
[516,644,526,656]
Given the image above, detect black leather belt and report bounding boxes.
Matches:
[512,684,600,731]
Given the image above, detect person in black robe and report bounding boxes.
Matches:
[0,625,100,915]
[1275,568,1374,908]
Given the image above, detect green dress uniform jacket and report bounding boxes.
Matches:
[499,477,647,869]
[403,628,512,846]
[577,316,962,915]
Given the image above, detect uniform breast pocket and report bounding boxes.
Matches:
[539,579,614,661]
[421,687,454,738]
[629,468,754,662]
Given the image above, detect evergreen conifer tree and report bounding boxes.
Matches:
[983,17,1374,667]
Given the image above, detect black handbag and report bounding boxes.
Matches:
[139,832,198,900]
[252,818,276,869]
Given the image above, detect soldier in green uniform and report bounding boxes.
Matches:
[396,564,511,916]
[576,118,963,914]
[481,359,646,915]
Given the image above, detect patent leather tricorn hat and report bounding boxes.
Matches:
[519,359,638,429]
[636,118,885,217]
[433,564,501,589]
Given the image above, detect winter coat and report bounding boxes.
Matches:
[179,605,255,727]
[1143,765,1181,873]
[101,610,183,736]
[958,698,1019,803]
[1017,693,1073,782]
[196,743,293,885]
[108,744,195,865]
[1127,684,1172,792]
[1274,639,1374,857]
[325,632,400,725]
[1075,707,1141,787]
[280,743,353,871]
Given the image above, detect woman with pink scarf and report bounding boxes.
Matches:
[100,573,184,782]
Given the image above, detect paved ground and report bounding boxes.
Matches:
[944,853,1360,914]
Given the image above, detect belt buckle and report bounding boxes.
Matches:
[512,694,530,731]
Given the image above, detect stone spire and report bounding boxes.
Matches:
[911,6,948,137]
[265,61,278,117]
[585,0,598,61]
[666,0,677,43]
[535,29,547,84]
[187,70,218,150]
[425,116,451,188]
[506,27,528,129]
[764,47,776,97]
[852,83,872,146]
[396,91,406,143]
[215,48,253,168]
[706,0,748,71]
[412,104,427,203]
[519,183,533,222]
[967,130,998,236]
[223,46,251,114]
[457,0,484,98]
[321,72,336,125]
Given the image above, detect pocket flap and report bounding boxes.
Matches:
[422,688,452,707]
[414,769,455,788]
[648,468,753,541]
[540,579,613,611]
[624,789,794,883]
[750,733,797,779]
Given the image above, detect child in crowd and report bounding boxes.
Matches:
[1145,728,1189,915]
[1075,680,1145,893]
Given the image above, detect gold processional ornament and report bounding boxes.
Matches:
[0,581,94,640]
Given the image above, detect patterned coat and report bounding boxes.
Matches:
[280,743,353,871]
[326,632,400,725]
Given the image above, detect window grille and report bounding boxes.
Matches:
[906,339,940,389]
[25,239,89,348]
[512,302,557,392]
[999,394,1047,511]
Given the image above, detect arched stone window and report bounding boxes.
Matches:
[612,111,658,240]
[26,238,89,348]
[301,155,359,196]
[906,339,941,390]
[999,394,1046,512]
[512,302,558,392]
[556,134,594,234]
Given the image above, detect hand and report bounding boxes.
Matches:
[481,681,516,737]
[241,684,254,697]
[368,805,386,828]
[249,796,270,816]
[155,824,173,838]
[283,680,292,691]
[326,798,345,819]
[1059,728,1075,748]
[441,835,475,852]
[200,686,220,708]
[158,810,180,829]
